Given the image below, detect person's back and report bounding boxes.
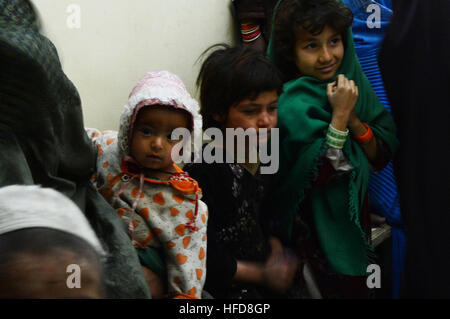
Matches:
[0,0,150,298]
[379,0,450,298]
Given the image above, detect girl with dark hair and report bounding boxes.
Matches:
[266,0,398,298]
[185,44,305,299]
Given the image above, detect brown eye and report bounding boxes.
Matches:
[139,128,152,136]
[330,37,341,45]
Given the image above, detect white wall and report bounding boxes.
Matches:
[32,0,238,131]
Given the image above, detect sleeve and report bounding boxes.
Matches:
[119,207,166,276]
[156,198,207,299]
[314,146,353,187]
[232,0,266,21]
[370,136,392,172]
[184,164,238,299]
[84,127,102,153]
[315,133,392,185]
[85,128,119,154]
[84,128,119,186]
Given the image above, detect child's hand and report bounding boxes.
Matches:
[327,74,359,129]
[262,237,298,293]
[348,108,359,128]
[141,266,166,299]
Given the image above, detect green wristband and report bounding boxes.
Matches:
[326,134,346,149]
[328,125,349,140]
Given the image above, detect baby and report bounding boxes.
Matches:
[86,71,207,299]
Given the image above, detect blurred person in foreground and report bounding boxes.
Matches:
[0,0,150,298]
[0,185,105,298]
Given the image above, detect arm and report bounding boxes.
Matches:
[348,112,378,163]
[234,236,298,293]
[232,1,267,52]
[240,20,266,53]
[327,75,386,166]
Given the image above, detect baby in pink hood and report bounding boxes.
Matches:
[86,71,207,299]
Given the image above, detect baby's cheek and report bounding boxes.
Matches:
[130,137,144,156]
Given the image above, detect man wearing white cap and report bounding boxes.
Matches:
[0,185,105,298]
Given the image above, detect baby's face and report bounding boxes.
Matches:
[130,106,190,172]
[294,25,344,81]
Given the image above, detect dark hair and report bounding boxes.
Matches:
[273,0,353,81]
[196,44,283,130]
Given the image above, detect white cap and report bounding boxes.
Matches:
[0,185,105,256]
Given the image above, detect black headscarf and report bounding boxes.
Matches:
[379,0,450,298]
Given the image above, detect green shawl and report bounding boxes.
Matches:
[267,0,398,275]
[0,0,151,297]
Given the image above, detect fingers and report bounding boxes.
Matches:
[336,75,357,91]
[277,255,298,292]
[349,79,355,95]
[264,251,299,293]
[327,82,335,96]
[349,79,355,89]
[349,80,359,103]
[349,79,355,90]
[268,236,283,253]
[340,76,358,96]
[336,74,345,88]
[343,76,349,88]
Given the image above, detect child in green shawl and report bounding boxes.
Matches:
[267,0,398,298]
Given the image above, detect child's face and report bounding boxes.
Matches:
[294,25,344,81]
[224,90,278,143]
[130,106,190,171]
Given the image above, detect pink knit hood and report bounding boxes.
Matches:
[117,71,202,162]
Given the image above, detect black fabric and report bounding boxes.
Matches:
[185,158,273,299]
[0,0,151,298]
[233,0,266,20]
[379,0,450,298]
